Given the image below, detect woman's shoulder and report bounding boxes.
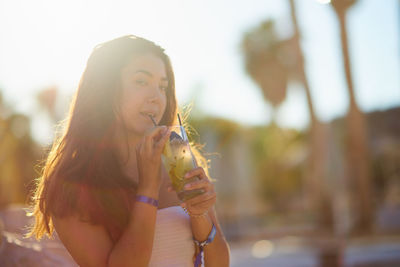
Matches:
[52,214,113,266]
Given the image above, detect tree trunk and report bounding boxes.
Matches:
[336,10,373,233]
[289,0,333,232]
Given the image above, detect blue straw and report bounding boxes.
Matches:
[177,113,188,141]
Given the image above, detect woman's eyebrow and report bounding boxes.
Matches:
[134,69,152,76]
[134,69,168,81]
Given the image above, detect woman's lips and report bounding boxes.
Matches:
[140,112,157,123]
[140,111,156,117]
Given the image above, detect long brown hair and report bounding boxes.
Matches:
[28,35,177,240]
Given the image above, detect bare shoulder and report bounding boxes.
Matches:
[53,215,113,267]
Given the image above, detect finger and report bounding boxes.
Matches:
[154,129,171,154]
[146,126,168,141]
[144,126,167,144]
[190,196,216,209]
[185,191,216,206]
[184,167,207,180]
[144,126,167,152]
[186,200,216,213]
[189,195,216,208]
[184,179,212,191]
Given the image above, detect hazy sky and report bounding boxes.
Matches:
[0,0,399,143]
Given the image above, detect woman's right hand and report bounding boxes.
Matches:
[135,126,170,198]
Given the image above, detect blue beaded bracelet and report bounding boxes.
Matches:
[135,195,159,207]
[193,223,217,267]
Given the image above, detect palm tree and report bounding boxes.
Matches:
[241,20,288,119]
[330,0,373,232]
[242,3,333,231]
[288,0,333,231]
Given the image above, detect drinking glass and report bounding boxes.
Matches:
[162,126,204,201]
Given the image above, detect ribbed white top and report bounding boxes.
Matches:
[148,206,195,267]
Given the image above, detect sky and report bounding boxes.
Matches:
[0,0,399,144]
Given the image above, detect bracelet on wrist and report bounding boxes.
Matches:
[135,195,159,208]
[193,223,217,267]
[181,206,208,218]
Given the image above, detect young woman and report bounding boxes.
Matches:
[29,35,230,267]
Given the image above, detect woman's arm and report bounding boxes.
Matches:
[181,167,230,267]
[190,207,230,267]
[109,189,159,267]
[53,126,170,267]
[53,196,158,267]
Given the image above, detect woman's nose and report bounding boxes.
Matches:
[146,85,163,103]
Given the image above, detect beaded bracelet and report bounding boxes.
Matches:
[181,206,208,218]
[193,223,217,267]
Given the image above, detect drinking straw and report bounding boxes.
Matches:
[148,114,157,126]
[177,113,183,126]
[177,113,188,141]
[177,114,198,169]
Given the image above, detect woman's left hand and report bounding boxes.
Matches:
[169,167,216,216]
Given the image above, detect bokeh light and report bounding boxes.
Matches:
[251,240,275,258]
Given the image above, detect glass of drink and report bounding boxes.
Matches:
[162,125,204,201]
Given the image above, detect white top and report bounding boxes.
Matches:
[0,206,195,266]
[149,206,195,267]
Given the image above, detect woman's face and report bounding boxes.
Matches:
[117,53,168,135]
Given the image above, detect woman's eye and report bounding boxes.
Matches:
[135,79,148,86]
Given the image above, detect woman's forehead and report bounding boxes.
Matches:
[123,53,167,78]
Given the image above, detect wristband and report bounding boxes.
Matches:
[193,223,217,267]
[135,195,159,208]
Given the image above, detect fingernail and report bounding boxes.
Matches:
[184,184,191,190]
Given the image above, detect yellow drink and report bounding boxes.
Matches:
[162,129,204,201]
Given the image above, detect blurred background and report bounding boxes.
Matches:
[0,0,399,266]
